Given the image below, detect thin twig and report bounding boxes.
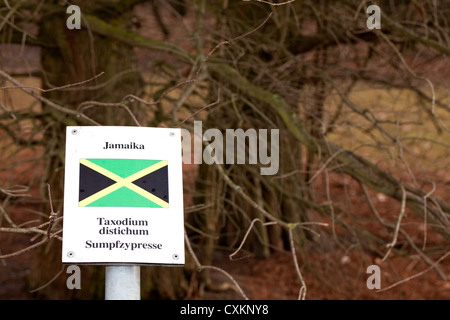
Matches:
[198,265,249,299]
[0,72,105,92]
[46,183,59,240]
[361,183,446,280]
[77,11,272,125]
[184,230,249,299]
[0,231,61,259]
[175,89,221,128]
[29,265,65,293]
[229,218,278,261]
[0,185,30,197]
[0,69,99,125]
[288,226,306,300]
[215,163,288,227]
[422,182,436,250]
[174,12,273,126]
[376,250,450,293]
[381,185,406,262]
[0,217,63,240]
[243,0,296,6]
[77,101,142,126]
[193,12,273,80]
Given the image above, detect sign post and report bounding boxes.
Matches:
[105,266,140,300]
[62,126,185,299]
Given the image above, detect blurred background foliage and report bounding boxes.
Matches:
[0,0,449,299]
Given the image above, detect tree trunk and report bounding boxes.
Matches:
[28,1,196,299]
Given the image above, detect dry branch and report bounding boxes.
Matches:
[210,62,450,240]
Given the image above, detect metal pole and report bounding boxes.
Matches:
[105,266,140,300]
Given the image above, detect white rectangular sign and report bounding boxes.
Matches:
[62,126,184,265]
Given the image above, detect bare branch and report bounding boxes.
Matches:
[0,72,105,93]
[382,185,407,262]
[29,265,65,293]
[243,0,296,6]
[175,89,221,128]
[46,184,59,240]
[288,226,306,300]
[377,250,450,293]
[0,69,99,125]
[184,229,249,300]
[0,229,62,259]
[229,218,278,261]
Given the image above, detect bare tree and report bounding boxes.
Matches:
[1,0,449,299]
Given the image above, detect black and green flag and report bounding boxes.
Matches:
[78,159,169,208]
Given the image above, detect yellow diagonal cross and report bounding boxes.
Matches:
[79,159,169,208]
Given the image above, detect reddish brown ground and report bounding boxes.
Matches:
[201,169,450,300]
[1,163,448,300]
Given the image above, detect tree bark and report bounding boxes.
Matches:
[27,1,196,299]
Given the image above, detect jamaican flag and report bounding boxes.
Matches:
[78,159,169,208]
